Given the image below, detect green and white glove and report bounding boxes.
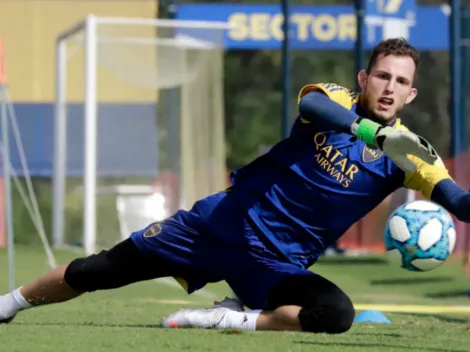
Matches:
[352,118,438,173]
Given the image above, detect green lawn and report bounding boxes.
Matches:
[0,246,470,352]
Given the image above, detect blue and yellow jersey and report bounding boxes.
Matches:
[230,83,451,268]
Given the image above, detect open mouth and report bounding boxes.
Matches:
[378,97,394,108]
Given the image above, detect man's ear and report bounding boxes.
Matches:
[406,87,418,104]
[357,70,367,90]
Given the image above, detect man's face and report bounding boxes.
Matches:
[358,54,417,124]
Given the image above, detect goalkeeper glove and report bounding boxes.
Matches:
[352,118,438,173]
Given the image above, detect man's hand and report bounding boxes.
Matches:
[375,127,438,172]
[352,118,438,173]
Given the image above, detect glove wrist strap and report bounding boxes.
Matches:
[353,118,381,147]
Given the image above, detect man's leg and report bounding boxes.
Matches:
[0,237,192,323]
[255,274,355,333]
[162,273,355,334]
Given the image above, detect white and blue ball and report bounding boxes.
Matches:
[384,200,456,272]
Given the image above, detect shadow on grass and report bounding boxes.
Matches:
[318,256,388,266]
[353,331,402,338]
[425,290,469,299]
[370,276,454,286]
[12,321,161,329]
[294,341,467,352]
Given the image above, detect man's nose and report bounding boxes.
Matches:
[384,80,395,93]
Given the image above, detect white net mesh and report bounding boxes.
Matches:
[57,18,228,250]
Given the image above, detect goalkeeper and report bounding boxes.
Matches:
[1,38,469,334]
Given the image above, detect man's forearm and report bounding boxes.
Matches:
[298,92,359,133]
[298,92,385,148]
[431,179,470,222]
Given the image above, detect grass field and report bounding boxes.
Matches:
[1,246,470,352]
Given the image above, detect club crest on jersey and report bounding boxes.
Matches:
[143,222,162,238]
[362,146,383,163]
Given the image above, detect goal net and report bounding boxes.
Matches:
[53,16,229,255]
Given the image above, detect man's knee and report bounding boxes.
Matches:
[298,290,355,334]
[64,238,150,292]
[64,251,114,292]
[266,274,355,334]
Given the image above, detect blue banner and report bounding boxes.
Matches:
[366,0,415,19]
[177,4,449,51]
[364,0,416,45]
[0,103,159,177]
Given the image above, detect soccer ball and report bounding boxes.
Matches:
[384,200,456,272]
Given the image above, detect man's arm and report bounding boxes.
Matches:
[299,91,438,172]
[298,91,358,132]
[403,154,470,222]
[431,179,470,222]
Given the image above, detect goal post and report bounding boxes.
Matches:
[53,15,230,255]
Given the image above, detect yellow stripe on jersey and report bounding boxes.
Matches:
[174,276,189,292]
[394,120,452,199]
[297,83,358,124]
